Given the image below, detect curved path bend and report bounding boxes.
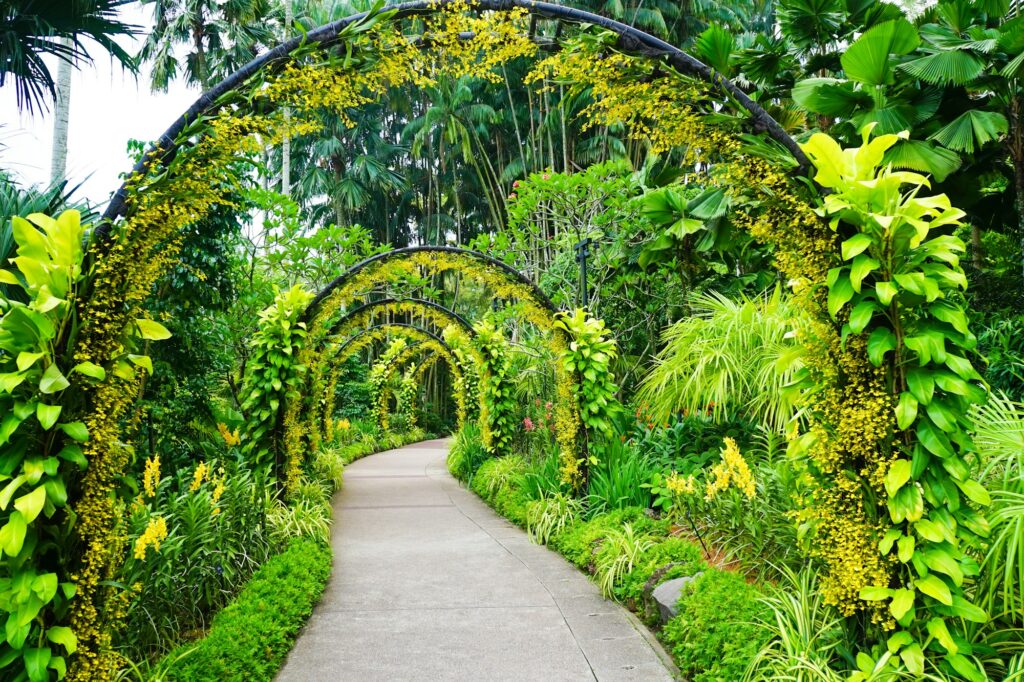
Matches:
[278,438,676,681]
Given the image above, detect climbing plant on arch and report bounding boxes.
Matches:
[0,1,991,680]
[294,247,582,484]
[303,296,479,451]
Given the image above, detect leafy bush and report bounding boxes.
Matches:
[158,538,331,682]
[526,493,582,545]
[594,524,656,597]
[447,423,488,481]
[311,446,345,492]
[746,567,848,681]
[550,508,666,570]
[266,496,332,547]
[587,436,656,515]
[661,569,769,682]
[614,537,704,604]
[118,460,271,660]
[471,456,526,501]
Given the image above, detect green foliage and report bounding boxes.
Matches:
[118,461,270,660]
[554,309,621,439]
[661,569,770,682]
[240,285,314,471]
[593,524,656,597]
[471,318,515,455]
[613,537,704,605]
[470,456,526,503]
[586,436,656,515]
[366,338,408,431]
[396,364,418,428]
[549,507,666,570]
[0,210,169,680]
[747,567,850,681]
[266,495,332,547]
[637,288,800,432]
[157,538,331,682]
[805,128,990,679]
[525,493,582,545]
[447,423,488,482]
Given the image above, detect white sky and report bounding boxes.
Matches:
[0,4,200,209]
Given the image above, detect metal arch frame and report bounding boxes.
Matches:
[97,0,807,238]
[304,246,558,322]
[333,322,452,358]
[325,297,476,342]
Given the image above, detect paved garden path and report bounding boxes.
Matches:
[277,438,676,681]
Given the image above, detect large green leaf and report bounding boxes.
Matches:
[883,139,962,182]
[900,49,986,85]
[694,24,734,75]
[929,109,1008,153]
[842,19,921,85]
[792,78,868,115]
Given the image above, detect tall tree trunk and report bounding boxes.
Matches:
[1009,92,1024,280]
[50,41,72,187]
[280,0,293,196]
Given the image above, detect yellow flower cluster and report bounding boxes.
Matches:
[337,418,350,431]
[217,422,241,447]
[665,472,697,496]
[190,461,209,492]
[705,437,756,500]
[133,516,168,560]
[143,455,160,498]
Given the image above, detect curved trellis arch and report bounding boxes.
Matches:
[53,1,816,676]
[304,297,482,448]
[372,337,456,430]
[94,0,806,237]
[292,247,581,476]
[318,322,468,441]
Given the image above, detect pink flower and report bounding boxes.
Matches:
[509,192,517,200]
[542,173,550,180]
[545,401,553,410]
[513,180,520,188]
[523,417,535,432]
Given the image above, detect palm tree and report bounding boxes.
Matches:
[0,0,137,113]
[137,0,277,91]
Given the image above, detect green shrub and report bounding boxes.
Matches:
[266,497,332,547]
[470,456,526,502]
[661,569,769,682]
[492,477,532,526]
[550,508,666,570]
[447,423,488,481]
[526,493,582,545]
[614,537,705,604]
[160,538,332,682]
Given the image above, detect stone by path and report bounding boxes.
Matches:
[277,439,677,682]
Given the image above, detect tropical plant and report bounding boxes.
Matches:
[525,493,581,545]
[239,284,313,475]
[0,0,137,112]
[554,309,621,443]
[801,127,990,679]
[593,524,656,597]
[637,288,801,432]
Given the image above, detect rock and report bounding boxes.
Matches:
[651,573,703,623]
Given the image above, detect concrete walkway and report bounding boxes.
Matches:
[277,439,677,682]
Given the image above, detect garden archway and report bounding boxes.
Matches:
[36,2,867,679]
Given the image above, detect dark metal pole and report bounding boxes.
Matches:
[575,238,592,309]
